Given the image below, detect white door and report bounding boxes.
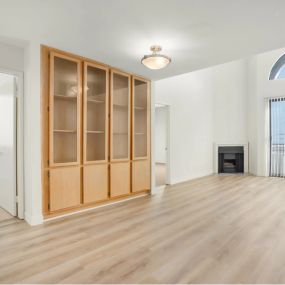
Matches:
[0,73,17,216]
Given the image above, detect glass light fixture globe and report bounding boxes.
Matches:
[141,45,171,70]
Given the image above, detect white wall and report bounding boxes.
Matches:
[155,68,214,184]
[247,47,285,176]
[23,42,43,225]
[213,60,248,144]
[155,106,167,163]
[154,59,248,184]
[247,56,258,175]
[0,42,24,71]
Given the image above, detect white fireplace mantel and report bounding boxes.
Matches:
[213,143,249,174]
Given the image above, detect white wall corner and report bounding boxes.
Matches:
[24,212,43,226]
[170,172,214,186]
[24,41,43,223]
[150,81,156,195]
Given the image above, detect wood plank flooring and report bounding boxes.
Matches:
[1,174,285,283]
[0,208,13,222]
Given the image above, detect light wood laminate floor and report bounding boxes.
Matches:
[0,208,13,222]
[1,175,285,284]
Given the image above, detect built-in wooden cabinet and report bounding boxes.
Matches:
[49,53,81,166]
[83,62,109,163]
[110,163,130,197]
[132,77,151,192]
[132,160,151,193]
[83,164,108,203]
[110,70,131,161]
[49,167,81,211]
[110,70,131,197]
[133,77,149,158]
[82,62,109,204]
[42,46,151,217]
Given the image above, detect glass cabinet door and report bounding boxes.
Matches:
[50,53,81,165]
[110,70,131,161]
[83,62,108,163]
[132,78,149,159]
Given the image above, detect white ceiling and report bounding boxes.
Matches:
[0,0,285,80]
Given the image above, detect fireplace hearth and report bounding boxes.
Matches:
[218,146,244,173]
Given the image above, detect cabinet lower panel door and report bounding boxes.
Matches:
[83,164,108,203]
[132,160,150,193]
[49,167,81,211]
[110,162,130,197]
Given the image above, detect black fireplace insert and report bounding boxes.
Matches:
[218,146,244,173]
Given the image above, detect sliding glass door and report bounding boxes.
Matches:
[270,98,285,177]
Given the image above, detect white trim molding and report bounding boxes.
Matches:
[214,143,249,174]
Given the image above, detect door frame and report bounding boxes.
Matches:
[154,103,171,187]
[0,68,24,219]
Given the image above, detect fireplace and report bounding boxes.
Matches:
[218,146,244,173]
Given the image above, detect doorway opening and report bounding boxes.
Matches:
[0,70,24,220]
[155,103,170,188]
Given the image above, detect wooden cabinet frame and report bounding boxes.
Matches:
[49,52,82,167]
[83,62,109,164]
[110,69,131,162]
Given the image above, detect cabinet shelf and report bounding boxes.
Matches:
[54,129,77,133]
[113,103,128,108]
[84,64,108,163]
[133,78,148,159]
[87,130,105,134]
[54,94,77,100]
[134,106,145,110]
[87,98,105,104]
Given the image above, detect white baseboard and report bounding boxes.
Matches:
[156,185,166,190]
[171,172,214,185]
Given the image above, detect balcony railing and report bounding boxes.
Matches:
[271,144,285,177]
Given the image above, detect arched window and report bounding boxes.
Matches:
[269,54,285,80]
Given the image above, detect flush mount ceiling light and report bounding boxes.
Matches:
[141,45,171,70]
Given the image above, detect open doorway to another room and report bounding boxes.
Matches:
[0,70,24,221]
[155,103,170,188]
